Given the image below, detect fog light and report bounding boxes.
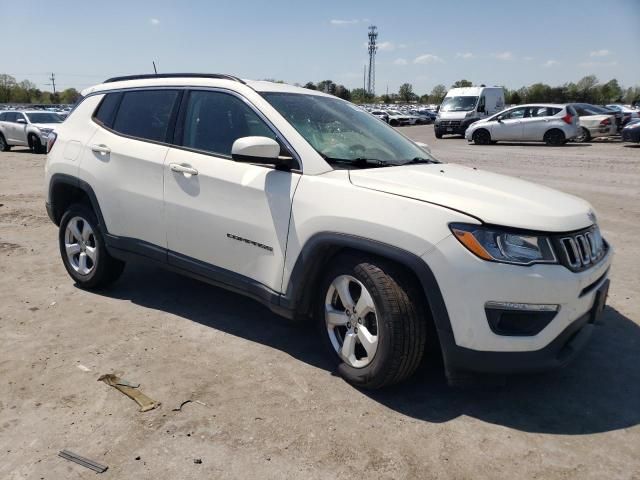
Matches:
[485,302,559,336]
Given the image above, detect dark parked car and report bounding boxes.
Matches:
[621,119,640,143]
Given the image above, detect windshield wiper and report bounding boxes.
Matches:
[321,155,390,168]
[394,157,440,166]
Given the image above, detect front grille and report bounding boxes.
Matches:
[553,225,607,272]
[440,120,461,127]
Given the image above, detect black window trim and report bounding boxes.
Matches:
[88,86,302,173]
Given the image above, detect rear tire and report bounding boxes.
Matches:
[472,129,491,145]
[0,134,10,152]
[317,253,427,389]
[575,127,591,143]
[544,129,566,146]
[59,204,125,289]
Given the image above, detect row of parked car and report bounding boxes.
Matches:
[359,86,638,146]
[362,105,438,126]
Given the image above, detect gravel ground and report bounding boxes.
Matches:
[0,128,639,479]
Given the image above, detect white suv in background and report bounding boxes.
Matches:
[45,74,612,389]
[0,110,63,153]
[465,104,580,145]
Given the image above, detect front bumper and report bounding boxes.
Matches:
[434,117,479,135]
[423,234,613,374]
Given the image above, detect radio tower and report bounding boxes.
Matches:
[367,25,378,95]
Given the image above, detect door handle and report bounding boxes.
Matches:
[91,144,111,154]
[170,163,198,176]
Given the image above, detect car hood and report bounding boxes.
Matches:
[438,111,470,120]
[31,122,61,129]
[349,163,594,232]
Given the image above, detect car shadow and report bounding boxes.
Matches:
[94,263,640,436]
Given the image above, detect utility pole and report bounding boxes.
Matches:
[363,65,366,93]
[153,61,158,74]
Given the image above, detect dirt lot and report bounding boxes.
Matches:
[1,129,639,479]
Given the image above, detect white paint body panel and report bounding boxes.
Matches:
[348,163,593,232]
[164,147,300,292]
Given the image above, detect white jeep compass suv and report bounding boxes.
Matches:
[44,74,612,389]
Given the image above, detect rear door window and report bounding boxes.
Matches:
[6,112,17,122]
[112,90,180,142]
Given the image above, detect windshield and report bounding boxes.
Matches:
[440,96,478,112]
[25,112,63,124]
[261,92,438,167]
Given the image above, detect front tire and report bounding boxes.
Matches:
[317,254,427,389]
[28,134,45,154]
[435,131,443,139]
[0,134,10,152]
[59,204,125,289]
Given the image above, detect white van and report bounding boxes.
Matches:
[434,86,505,138]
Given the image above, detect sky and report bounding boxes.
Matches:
[2,0,639,95]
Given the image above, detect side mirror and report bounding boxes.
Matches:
[496,117,503,123]
[414,141,431,153]
[231,136,292,170]
[16,118,26,124]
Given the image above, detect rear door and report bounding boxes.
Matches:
[491,107,525,141]
[163,89,301,293]
[80,89,181,250]
[520,106,557,140]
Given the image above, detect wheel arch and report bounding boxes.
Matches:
[282,232,452,336]
[48,173,107,229]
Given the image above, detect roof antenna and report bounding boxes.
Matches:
[152,61,158,75]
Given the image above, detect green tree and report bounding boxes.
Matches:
[380,94,391,104]
[598,79,623,103]
[59,88,81,104]
[509,91,522,105]
[303,82,317,90]
[334,84,351,101]
[429,84,447,103]
[451,79,472,88]
[351,88,372,103]
[0,74,17,102]
[398,83,413,102]
[316,80,336,95]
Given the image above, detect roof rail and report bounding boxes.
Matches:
[103,73,246,84]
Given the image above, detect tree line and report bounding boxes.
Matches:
[303,75,639,107]
[0,74,81,105]
[2,72,638,108]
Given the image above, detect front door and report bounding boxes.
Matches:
[163,90,300,293]
[491,107,526,141]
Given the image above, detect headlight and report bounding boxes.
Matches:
[450,223,557,266]
[39,128,53,135]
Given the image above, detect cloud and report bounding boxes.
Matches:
[543,60,559,68]
[492,51,514,60]
[150,18,160,25]
[579,60,618,67]
[393,58,408,65]
[414,54,443,64]
[330,19,360,26]
[456,52,474,59]
[590,49,611,57]
[377,41,395,51]
[523,56,534,61]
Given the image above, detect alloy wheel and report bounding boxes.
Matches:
[64,216,97,275]
[325,275,379,368]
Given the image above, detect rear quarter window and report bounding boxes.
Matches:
[93,93,122,128]
[111,90,180,143]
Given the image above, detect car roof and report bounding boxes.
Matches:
[81,74,335,99]
[507,103,566,108]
